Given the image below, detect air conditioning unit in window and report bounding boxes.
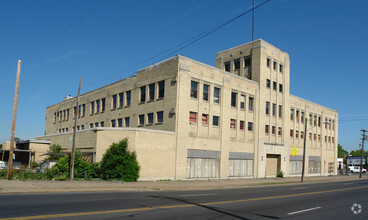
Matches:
[170,108,176,114]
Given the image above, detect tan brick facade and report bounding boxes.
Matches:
[36,39,338,180]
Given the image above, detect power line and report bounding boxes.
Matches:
[84,0,272,89]
[22,0,106,61]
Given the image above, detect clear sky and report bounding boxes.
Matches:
[1,0,367,153]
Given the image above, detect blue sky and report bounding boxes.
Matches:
[0,0,367,153]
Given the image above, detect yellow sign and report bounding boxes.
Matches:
[292,147,297,156]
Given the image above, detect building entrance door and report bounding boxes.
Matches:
[266,154,281,177]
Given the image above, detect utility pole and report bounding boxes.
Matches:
[70,78,82,180]
[360,129,366,178]
[252,0,255,41]
[301,118,308,183]
[7,60,21,180]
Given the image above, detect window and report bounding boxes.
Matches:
[96,100,100,113]
[279,84,283,93]
[273,61,277,70]
[240,121,245,130]
[78,105,81,118]
[265,102,270,115]
[301,111,305,123]
[119,93,124,108]
[225,62,230,72]
[157,111,164,123]
[230,119,236,129]
[53,113,56,123]
[240,94,245,110]
[111,120,116,127]
[90,123,93,128]
[140,86,146,103]
[318,116,321,127]
[278,105,282,118]
[91,101,95,114]
[325,118,328,129]
[244,57,251,67]
[278,127,282,135]
[125,117,130,127]
[213,116,219,126]
[73,107,76,119]
[309,133,312,140]
[273,81,277,91]
[249,97,254,111]
[118,118,123,127]
[301,131,304,139]
[149,83,155,101]
[314,134,317,141]
[191,81,198,98]
[290,129,294,137]
[248,122,253,131]
[296,130,299,138]
[290,109,294,120]
[332,137,335,143]
[101,98,105,112]
[214,87,220,103]
[325,136,327,142]
[272,126,276,135]
[66,109,69,121]
[100,121,104,127]
[139,114,145,125]
[314,115,317,126]
[265,125,269,134]
[95,122,99,128]
[296,110,299,122]
[189,112,197,123]
[231,92,237,107]
[318,135,321,142]
[279,64,283,73]
[112,95,117,109]
[62,110,65,121]
[272,103,276,117]
[266,79,270,88]
[158,81,165,98]
[82,104,85,117]
[203,84,209,101]
[267,58,271,68]
[234,59,240,73]
[126,91,131,106]
[148,113,154,124]
[202,114,208,125]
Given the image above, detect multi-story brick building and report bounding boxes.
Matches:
[36,39,338,180]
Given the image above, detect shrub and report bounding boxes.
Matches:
[277,171,284,178]
[100,138,140,182]
[53,149,99,180]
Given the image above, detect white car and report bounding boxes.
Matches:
[349,166,366,173]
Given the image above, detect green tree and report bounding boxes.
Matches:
[338,144,348,158]
[350,149,368,157]
[45,144,63,161]
[100,138,140,182]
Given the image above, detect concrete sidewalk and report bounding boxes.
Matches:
[0,175,366,194]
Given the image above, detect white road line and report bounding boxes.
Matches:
[287,207,321,215]
[292,187,309,190]
[179,193,216,197]
[343,183,353,185]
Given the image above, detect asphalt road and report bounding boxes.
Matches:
[0,179,367,219]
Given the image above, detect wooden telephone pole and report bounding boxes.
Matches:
[7,60,21,180]
[360,129,366,178]
[70,78,82,180]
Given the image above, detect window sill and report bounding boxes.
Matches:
[157,97,164,101]
[125,105,130,108]
[147,100,154,103]
[137,125,144,127]
[190,122,197,125]
[139,102,145,105]
[202,124,209,127]
[146,123,153,126]
[155,122,163,125]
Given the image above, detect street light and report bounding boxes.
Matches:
[301,119,330,183]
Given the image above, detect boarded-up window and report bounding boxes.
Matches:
[309,161,321,174]
[189,112,197,123]
[202,114,208,125]
[228,159,253,177]
[186,158,219,178]
[289,160,302,174]
[230,119,236,129]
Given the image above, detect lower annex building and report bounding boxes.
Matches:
[35,39,338,180]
